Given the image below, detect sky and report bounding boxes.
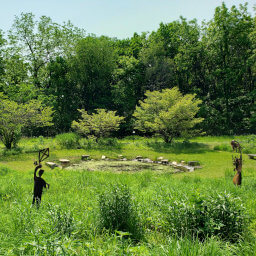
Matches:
[0,0,255,39]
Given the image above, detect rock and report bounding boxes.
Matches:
[81,155,90,161]
[157,156,164,161]
[46,162,58,169]
[102,155,106,160]
[180,160,186,165]
[171,161,177,167]
[136,156,143,160]
[174,164,193,172]
[59,159,70,168]
[122,158,127,161]
[161,159,169,165]
[188,161,200,166]
[248,154,256,160]
[143,158,153,163]
[118,154,124,159]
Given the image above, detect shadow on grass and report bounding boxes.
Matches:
[146,141,211,154]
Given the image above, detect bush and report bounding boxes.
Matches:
[97,137,120,148]
[213,144,231,152]
[55,133,80,149]
[2,147,23,156]
[79,136,97,149]
[160,191,249,242]
[99,184,143,240]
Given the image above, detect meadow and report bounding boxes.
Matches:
[0,135,256,255]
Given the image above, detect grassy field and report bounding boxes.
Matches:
[0,135,256,255]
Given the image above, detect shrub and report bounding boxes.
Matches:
[2,147,22,156]
[99,184,143,240]
[97,137,120,148]
[160,191,249,241]
[213,144,231,152]
[79,136,97,149]
[55,133,80,149]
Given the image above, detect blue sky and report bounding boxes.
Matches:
[0,0,255,39]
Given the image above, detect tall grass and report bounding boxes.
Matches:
[0,135,256,254]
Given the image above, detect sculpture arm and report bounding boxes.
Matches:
[34,164,42,179]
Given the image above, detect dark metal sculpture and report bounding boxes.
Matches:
[34,148,49,165]
[32,148,50,207]
[231,141,242,186]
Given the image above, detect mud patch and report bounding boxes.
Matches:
[67,160,175,173]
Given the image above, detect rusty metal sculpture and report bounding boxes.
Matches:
[231,140,240,152]
[231,141,242,186]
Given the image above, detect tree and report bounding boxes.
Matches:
[0,30,6,87]
[0,93,54,149]
[133,87,203,143]
[201,3,254,134]
[47,56,80,132]
[72,109,124,141]
[72,36,117,111]
[111,55,145,133]
[8,12,85,88]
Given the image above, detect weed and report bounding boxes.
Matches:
[47,204,75,237]
[99,184,143,240]
[159,191,249,242]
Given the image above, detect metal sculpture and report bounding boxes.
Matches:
[34,148,49,165]
[32,148,50,207]
[231,141,242,186]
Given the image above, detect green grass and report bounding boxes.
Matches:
[0,135,256,255]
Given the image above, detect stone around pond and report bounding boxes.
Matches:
[171,161,178,167]
[81,155,90,161]
[157,157,164,161]
[175,164,194,172]
[188,161,200,166]
[59,159,70,168]
[161,159,169,165]
[248,154,256,160]
[46,162,58,169]
[143,158,153,163]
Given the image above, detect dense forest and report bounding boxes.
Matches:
[0,3,255,137]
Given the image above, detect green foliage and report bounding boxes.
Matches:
[133,87,203,143]
[55,132,80,149]
[99,184,143,240]
[8,12,85,88]
[72,109,124,140]
[159,191,249,242]
[72,36,117,110]
[0,93,54,149]
[0,4,255,136]
[47,57,80,132]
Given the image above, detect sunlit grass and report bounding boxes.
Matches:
[0,135,256,254]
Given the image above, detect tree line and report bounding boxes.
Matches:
[0,3,255,140]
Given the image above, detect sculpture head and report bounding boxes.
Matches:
[39,169,44,177]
